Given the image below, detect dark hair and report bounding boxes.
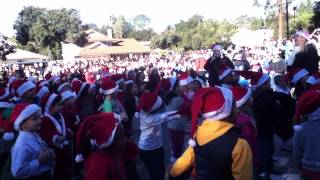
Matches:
[163,80,179,105]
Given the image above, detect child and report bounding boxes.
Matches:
[10,103,54,179]
[293,90,320,179]
[231,86,258,167]
[39,93,72,180]
[75,112,139,180]
[99,79,127,117]
[169,87,252,179]
[138,92,181,180]
[273,75,296,151]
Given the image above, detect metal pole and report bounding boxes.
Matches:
[286,0,289,39]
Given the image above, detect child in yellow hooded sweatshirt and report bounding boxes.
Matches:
[169,87,253,180]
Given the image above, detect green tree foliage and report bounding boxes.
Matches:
[151,15,237,50]
[133,14,151,30]
[128,28,156,41]
[294,0,314,30]
[13,7,86,59]
[311,1,320,28]
[113,15,133,39]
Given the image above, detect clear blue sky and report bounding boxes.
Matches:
[0,0,305,37]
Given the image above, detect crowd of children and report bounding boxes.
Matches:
[0,31,320,180]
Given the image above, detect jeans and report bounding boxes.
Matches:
[258,135,274,174]
[140,147,165,180]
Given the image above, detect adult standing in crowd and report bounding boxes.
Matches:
[287,30,319,74]
[204,44,234,87]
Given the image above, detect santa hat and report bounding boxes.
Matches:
[193,77,204,87]
[75,112,121,162]
[156,77,177,94]
[295,90,320,121]
[44,72,53,81]
[36,86,49,100]
[237,71,269,89]
[218,65,233,80]
[36,80,49,87]
[295,30,309,40]
[41,93,59,112]
[286,67,309,84]
[12,80,36,97]
[138,92,163,113]
[231,86,252,108]
[0,102,14,109]
[57,82,70,93]
[99,79,118,95]
[61,91,76,102]
[27,76,37,84]
[8,76,16,85]
[10,103,41,131]
[189,87,233,147]
[0,87,10,100]
[179,72,193,86]
[306,73,320,85]
[71,80,88,97]
[111,74,125,85]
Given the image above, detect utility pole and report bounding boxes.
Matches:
[286,0,289,39]
[278,0,284,40]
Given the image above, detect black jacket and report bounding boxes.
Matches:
[252,89,281,137]
[204,55,234,87]
[290,44,319,74]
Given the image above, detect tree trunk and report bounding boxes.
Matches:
[278,0,284,40]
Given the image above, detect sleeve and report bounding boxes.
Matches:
[85,155,110,180]
[11,146,40,178]
[204,57,213,71]
[169,147,195,177]
[39,117,61,148]
[231,138,253,180]
[293,125,303,167]
[103,100,113,113]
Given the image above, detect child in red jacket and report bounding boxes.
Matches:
[75,112,139,180]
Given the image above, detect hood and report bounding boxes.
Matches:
[196,120,234,146]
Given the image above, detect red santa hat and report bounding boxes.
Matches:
[286,67,309,84]
[0,87,10,100]
[8,76,16,85]
[61,91,76,102]
[179,72,193,86]
[237,71,269,89]
[57,82,70,93]
[156,77,177,94]
[306,73,320,85]
[36,80,49,87]
[111,74,125,85]
[41,93,59,112]
[231,86,252,108]
[295,90,320,121]
[12,80,36,97]
[218,65,233,80]
[44,72,53,81]
[99,79,118,95]
[10,103,41,131]
[75,112,121,162]
[36,86,49,100]
[189,87,233,147]
[138,92,163,113]
[71,80,88,97]
[193,77,204,87]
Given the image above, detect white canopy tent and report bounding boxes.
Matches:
[5,49,49,65]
